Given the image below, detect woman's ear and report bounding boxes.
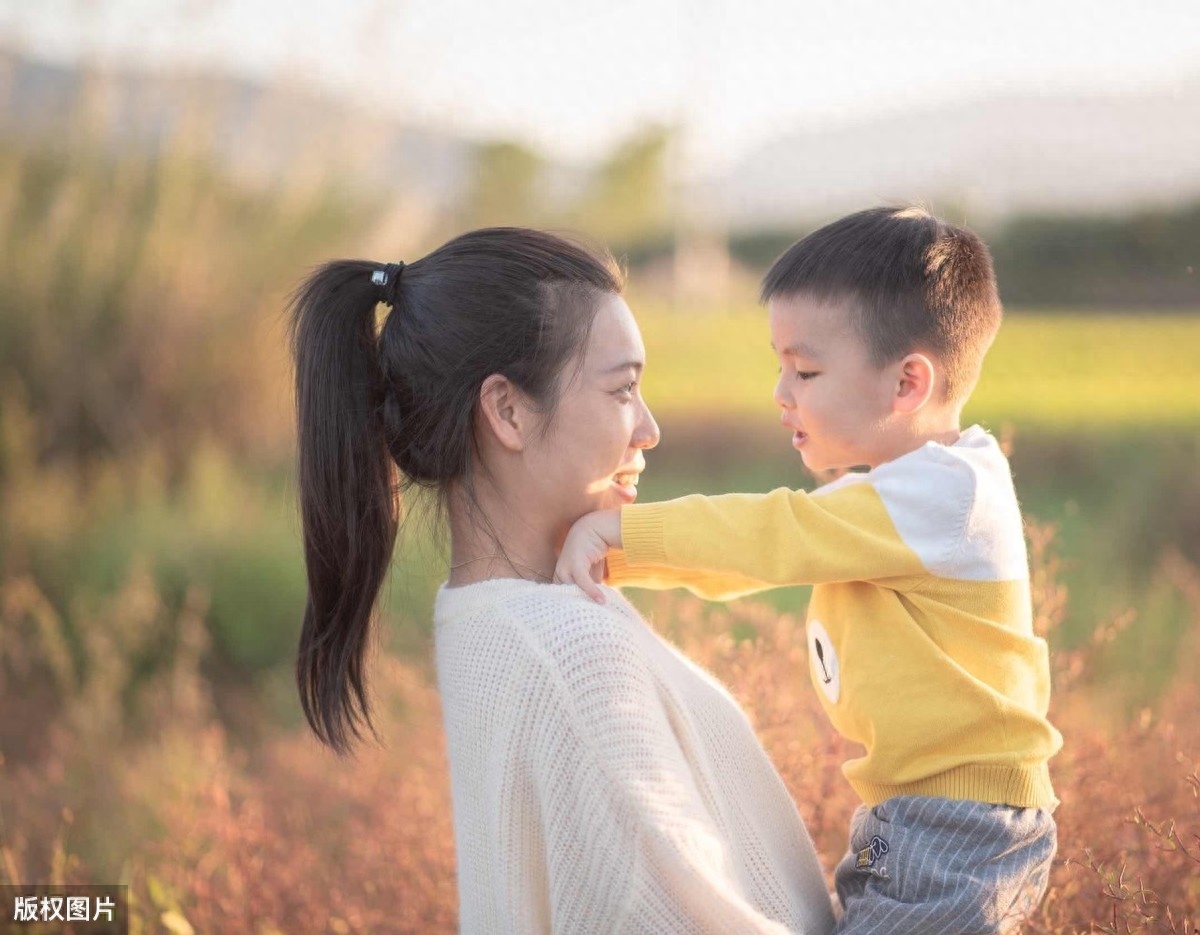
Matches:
[477,374,534,453]
[892,353,936,414]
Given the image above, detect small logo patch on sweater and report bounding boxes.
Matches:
[806,618,840,703]
[855,835,889,870]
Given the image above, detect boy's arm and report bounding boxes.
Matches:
[560,451,979,602]
[605,549,773,601]
[612,481,939,590]
[554,509,792,603]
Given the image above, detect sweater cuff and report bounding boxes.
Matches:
[620,503,670,566]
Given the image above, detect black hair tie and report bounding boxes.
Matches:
[371,262,405,307]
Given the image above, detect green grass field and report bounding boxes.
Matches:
[633,308,1200,431]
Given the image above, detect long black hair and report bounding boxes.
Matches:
[288,228,621,753]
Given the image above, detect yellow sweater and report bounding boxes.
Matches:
[608,426,1061,809]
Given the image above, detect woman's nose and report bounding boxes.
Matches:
[634,398,660,450]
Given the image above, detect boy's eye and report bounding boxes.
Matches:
[797,371,818,381]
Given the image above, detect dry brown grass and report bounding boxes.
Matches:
[1,523,1198,934]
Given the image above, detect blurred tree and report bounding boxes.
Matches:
[0,138,370,485]
[728,228,804,271]
[463,140,544,229]
[727,203,1200,309]
[990,204,1200,307]
[572,125,673,256]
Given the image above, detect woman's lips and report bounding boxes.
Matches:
[612,472,640,503]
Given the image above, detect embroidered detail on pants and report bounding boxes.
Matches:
[855,835,889,871]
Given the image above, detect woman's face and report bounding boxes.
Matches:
[526,293,660,536]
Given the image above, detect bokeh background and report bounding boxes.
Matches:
[1,2,1198,932]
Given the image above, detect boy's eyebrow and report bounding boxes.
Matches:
[770,341,822,360]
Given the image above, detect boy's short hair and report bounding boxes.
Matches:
[760,206,1002,404]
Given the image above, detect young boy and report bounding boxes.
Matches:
[555,206,1063,934]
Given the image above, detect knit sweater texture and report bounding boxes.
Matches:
[608,425,1063,809]
[434,578,836,934]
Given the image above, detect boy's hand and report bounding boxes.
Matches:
[554,509,623,604]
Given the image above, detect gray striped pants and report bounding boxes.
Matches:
[833,795,1057,934]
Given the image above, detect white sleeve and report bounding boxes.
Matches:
[521,603,803,934]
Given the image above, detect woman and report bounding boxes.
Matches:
[289,228,835,933]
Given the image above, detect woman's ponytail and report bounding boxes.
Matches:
[288,229,623,754]
[289,260,398,754]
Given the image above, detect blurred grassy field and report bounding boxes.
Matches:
[633,306,1200,430]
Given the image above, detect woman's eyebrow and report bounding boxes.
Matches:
[602,360,644,374]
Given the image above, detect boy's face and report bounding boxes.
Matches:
[768,293,897,472]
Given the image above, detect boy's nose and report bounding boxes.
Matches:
[773,373,793,409]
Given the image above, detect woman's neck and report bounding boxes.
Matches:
[446,485,558,587]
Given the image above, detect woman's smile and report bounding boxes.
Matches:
[611,469,641,502]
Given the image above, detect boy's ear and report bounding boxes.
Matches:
[477,373,537,453]
[891,353,936,414]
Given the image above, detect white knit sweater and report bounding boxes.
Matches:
[434,578,835,934]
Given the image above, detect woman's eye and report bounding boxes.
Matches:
[615,381,636,396]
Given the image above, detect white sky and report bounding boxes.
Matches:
[2,0,1199,169]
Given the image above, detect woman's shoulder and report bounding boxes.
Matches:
[435,578,654,683]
